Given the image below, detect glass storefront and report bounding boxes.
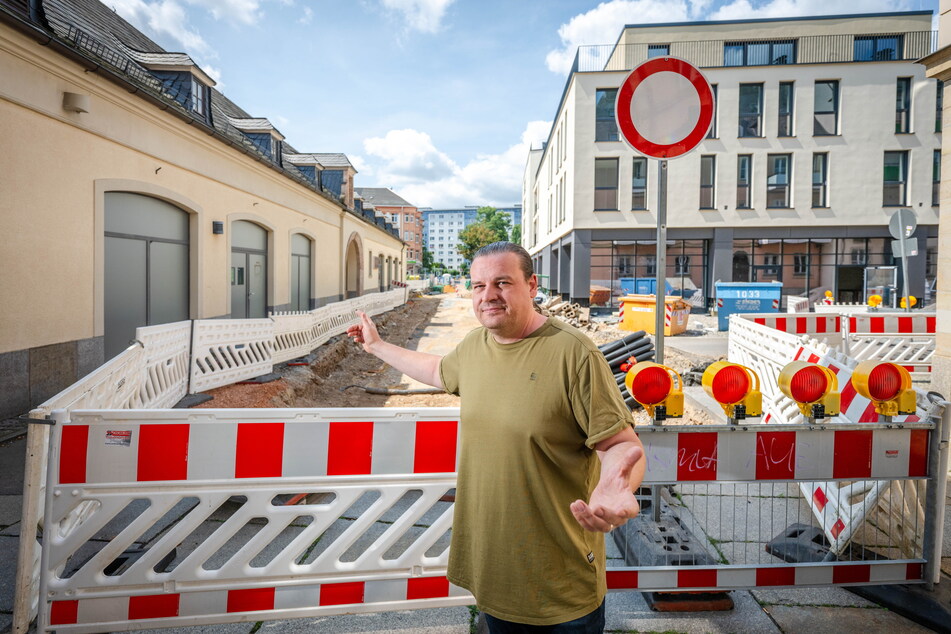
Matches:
[590,239,708,309]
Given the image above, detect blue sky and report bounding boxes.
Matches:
[111,0,937,208]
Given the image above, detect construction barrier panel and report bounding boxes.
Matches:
[36,408,946,633]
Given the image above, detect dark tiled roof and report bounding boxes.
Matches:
[22,0,391,238]
[354,187,415,208]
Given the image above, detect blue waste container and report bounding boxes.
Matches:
[715,282,783,331]
[619,277,673,296]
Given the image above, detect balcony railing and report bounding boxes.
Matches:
[574,30,937,73]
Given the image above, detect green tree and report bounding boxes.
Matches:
[421,248,435,272]
[510,224,522,245]
[456,222,499,262]
[477,206,511,242]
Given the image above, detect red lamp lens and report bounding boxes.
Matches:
[867,364,902,401]
[711,366,750,404]
[789,366,828,403]
[632,366,672,405]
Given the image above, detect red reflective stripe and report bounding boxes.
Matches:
[926,316,936,333]
[756,567,796,586]
[869,318,885,334]
[834,317,841,333]
[227,587,275,613]
[813,487,828,512]
[796,317,807,333]
[857,403,879,423]
[50,600,79,625]
[414,421,457,473]
[794,347,805,360]
[678,568,717,588]
[828,364,840,375]
[128,594,180,620]
[755,431,796,480]
[833,564,870,584]
[235,423,284,478]
[327,422,374,475]
[775,318,787,332]
[407,576,450,600]
[606,570,638,589]
[898,317,913,333]
[833,430,872,478]
[906,562,923,580]
[807,354,820,364]
[59,425,89,484]
[830,519,846,539]
[839,380,859,414]
[754,318,766,326]
[138,424,189,481]
[909,430,929,477]
[320,582,365,606]
[676,432,718,481]
[814,318,826,334]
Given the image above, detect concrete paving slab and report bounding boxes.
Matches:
[0,520,20,536]
[135,622,254,633]
[680,492,814,545]
[0,612,11,632]
[0,439,26,495]
[764,605,933,633]
[606,588,780,633]
[665,335,729,360]
[753,586,877,608]
[257,606,473,633]
[0,495,21,527]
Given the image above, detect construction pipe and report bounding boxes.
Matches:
[598,331,648,355]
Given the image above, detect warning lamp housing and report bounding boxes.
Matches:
[624,362,684,421]
[851,361,916,417]
[778,361,840,420]
[701,361,762,420]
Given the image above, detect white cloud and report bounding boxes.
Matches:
[298,5,313,24]
[379,0,455,33]
[546,0,689,75]
[709,0,911,20]
[110,0,214,57]
[184,0,262,24]
[361,122,551,208]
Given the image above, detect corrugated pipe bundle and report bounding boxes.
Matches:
[598,331,655,409]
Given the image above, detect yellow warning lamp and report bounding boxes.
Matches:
[701,361,762,421]
[625,362,684,421]
[867,294,883,308]
[777,361,840,420]
[900,295,917,309]
[851,361,916,417]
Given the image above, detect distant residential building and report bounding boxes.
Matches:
[422,205,522,270]
[355,188,422,274]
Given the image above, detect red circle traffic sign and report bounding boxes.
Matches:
[615,57,714,159]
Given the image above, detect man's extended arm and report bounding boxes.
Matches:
[346,311,445,389]
[569,426,645,533]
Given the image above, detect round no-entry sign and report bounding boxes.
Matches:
[615,56,714,159]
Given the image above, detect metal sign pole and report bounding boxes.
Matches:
[652,158,667,522]
[899,233,911,313]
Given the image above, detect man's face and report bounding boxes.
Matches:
[469,252,538,340]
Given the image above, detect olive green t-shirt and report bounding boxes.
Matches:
[439,317,633,626]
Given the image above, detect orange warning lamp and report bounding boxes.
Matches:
[778,361,840,420]
[624,362,684,421]
[851,361,916,417]
[701,361,762,420]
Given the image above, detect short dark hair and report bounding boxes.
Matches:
[473,242,534,281]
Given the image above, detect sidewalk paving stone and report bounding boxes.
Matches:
[257,606,473,633]
[753,586,877,608]
[0,496,21,527]
[763,605,933,633]
[605,588,779,633]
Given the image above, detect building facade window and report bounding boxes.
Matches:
[594,158,619,210]
[644,255,656,276]
[632,157,647,209]
[595,89,619,141]
[936,80,943,133]
[812,153,828,207]
[794,254,809,276]
[190,76,206,115]
[767,154,791,208]
[883,150,909,206]
[854,35,902,61]
[725,40,795,66]
[778,81,794,136]
[737,154,752,208]
[762,254,779,276]
[739,83,764,137]
[934,149,941,207]
[675,255,690,276]
[707,84,718,138]
[896,77,911,133]
[814,80,839,135]
[648,44,670,58]
[700,155,716,209]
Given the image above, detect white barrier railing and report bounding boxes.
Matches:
[786,296,809,313]
[36,408,943,633]
[15,288,410,634]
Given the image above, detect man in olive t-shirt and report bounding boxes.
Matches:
[347,242,645,631]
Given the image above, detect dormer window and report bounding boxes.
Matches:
[228,117,285,165]
[190,76,206,115]
[116,43,216,124]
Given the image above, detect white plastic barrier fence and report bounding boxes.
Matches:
[38,409,940,633]
[786,296,809,313]
[846,314,936,379]
[15,290,410,634]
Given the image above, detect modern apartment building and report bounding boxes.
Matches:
[355,188,422,275]
[422,206,522,270]
[523,12,940,309]
[0,0,404,417]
